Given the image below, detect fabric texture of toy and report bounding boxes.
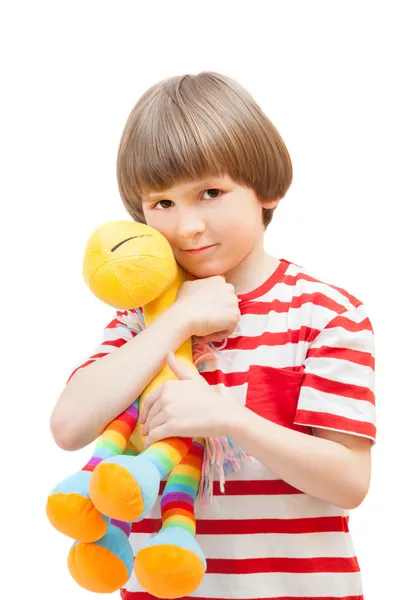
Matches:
[46,220,246,598]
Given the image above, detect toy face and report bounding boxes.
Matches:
[83,221,178,308]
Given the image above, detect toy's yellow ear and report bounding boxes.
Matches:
[83,221,177,308]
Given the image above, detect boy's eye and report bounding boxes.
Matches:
[154,200,173,209]
[203,188,220,199]
[153,188,221,209]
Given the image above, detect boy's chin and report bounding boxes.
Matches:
[182,262,225,279]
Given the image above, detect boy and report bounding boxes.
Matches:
[51,72,375,600]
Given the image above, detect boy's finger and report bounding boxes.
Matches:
[144,423,170,447]
[200,330,228,343]
[142,401,163,435]
[139,386,162,423]
[167,352,198,380]
[144,410,166,437]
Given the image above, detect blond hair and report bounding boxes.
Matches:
[117,72,292,228]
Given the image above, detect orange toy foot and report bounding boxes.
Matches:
[90,455,160,522]
[68,523,134,593]
[134,528,206,599]
[47,471,108,543]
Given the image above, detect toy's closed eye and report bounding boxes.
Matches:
[111,235,151,252]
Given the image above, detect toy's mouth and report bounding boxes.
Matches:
[111,235,152,253]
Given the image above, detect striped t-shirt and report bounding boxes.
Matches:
[69,258,376,600]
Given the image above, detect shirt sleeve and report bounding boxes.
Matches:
[294,302,376,443]
[66,308,145,384]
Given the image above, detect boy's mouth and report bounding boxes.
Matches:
[182,244,217,255]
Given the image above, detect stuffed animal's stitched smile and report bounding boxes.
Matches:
[111,235,152,252]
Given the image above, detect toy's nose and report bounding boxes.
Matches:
[111,235,152,252]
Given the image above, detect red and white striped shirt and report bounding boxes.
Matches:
[70,258,376,600]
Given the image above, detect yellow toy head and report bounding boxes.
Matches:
[82,221,178,308]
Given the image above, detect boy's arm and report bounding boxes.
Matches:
[140,358,372,510]
[50,276,240,452]
[140,300,375,510]
[228,304,376,509]
[229,302,375,510]
[228,409,371,510]
[50,302,191,451]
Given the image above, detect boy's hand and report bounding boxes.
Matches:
[140,352,238,446]
[175,276,241,342]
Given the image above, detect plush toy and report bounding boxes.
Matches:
[46,220,245,598]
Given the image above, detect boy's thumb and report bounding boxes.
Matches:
[166,352,198,380]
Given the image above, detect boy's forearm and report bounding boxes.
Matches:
[227,406,371,510]
[50,303,192,451]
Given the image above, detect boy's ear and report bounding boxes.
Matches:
[260,196,281,210]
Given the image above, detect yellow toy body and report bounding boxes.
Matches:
[47,221,207,598]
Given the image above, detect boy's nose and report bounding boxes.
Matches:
[177,213,206,238]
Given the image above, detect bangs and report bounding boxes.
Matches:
[119,91,242,202]
[117,72,293,226]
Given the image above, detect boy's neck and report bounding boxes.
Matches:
[224,237,281,295]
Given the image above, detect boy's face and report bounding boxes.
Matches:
[141,174,278,279]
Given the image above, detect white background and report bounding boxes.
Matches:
[1,1,398,598]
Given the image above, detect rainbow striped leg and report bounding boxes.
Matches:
[46,399,140,543]
[89,435,193,524]
[83,401,139,472]
[134,438,206,599]
[88,349,199,524]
